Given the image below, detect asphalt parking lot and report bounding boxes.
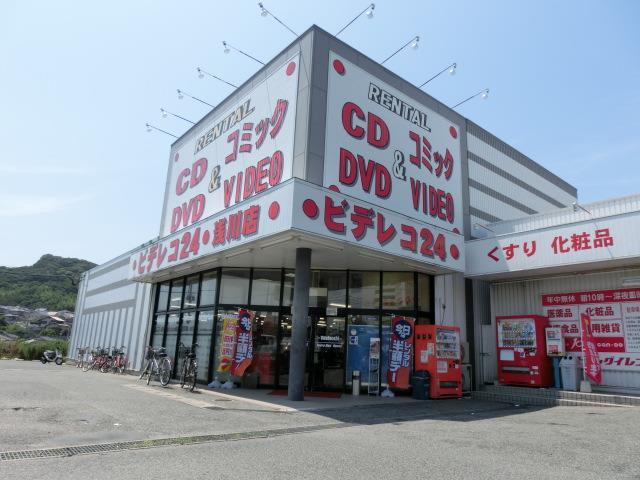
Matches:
[1,360,639,480]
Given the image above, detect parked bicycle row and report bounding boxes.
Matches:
[75,346,128,374]
[73,343,198,391]
[138,343,199,391]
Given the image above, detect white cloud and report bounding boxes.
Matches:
[0,193,91,216]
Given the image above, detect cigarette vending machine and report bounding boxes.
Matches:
[414,325,462,398]
[496,315,553,387]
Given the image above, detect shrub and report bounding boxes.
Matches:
[16,340,68,361]
[0,340,20,358]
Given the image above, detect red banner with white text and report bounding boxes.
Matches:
[581,313,602,384]
[231,309,255,377]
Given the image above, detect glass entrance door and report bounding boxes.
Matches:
[309,316,345,390]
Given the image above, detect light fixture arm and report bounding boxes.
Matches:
[452,88,489,109]
[177,89,215,108]
[419,62,456,88]
[196,67,238,88]
[381,35,419,65]
[222,41,265,66]
[258,2,298,37]
[160,108,195,125]
[335,3,375,36]
[146,123,178,138]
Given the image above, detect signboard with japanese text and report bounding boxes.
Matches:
[129,182,293,279]
[324,52,463,236]
[231,309,254,377]
[218,315,238,373]
[160,55,300,237]
[545,327,565,356]
[292,181,465,272]
[541,288,640,371]
[580,313,602,384]
[466,212,640,276]
[387,316,414,389]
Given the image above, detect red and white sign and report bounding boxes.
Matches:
[581,313,602,384]
[324,52,463,235]
[292,181,464,271]
[540,289,640,371]
[160,55,299,237]
[129,182,293,279]
[466,211,640,276]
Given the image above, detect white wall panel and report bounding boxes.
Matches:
[467,134,576,206]
[83,284,137,310]
[469,161,560,214]
[86,263,130,291]
[469,188,531,221]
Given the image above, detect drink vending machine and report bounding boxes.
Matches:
[496,315,553,387]
[414,325,462,398]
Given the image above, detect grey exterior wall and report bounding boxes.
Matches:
[69,251,153,371]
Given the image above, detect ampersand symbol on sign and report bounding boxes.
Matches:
[393,150,406,181]
[208,165,221,193]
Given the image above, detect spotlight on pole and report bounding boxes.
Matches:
[196,67,237,88]
[381,35,420,65]
[145,123,178,138]
[159,107,196,125]
[176,89,214,108]
[221,40,265,65]
[336,3,375,36]
[418,62,457,88]
[257,2,297,36]
[452,88,490,109]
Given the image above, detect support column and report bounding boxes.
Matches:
[288,248,311,401]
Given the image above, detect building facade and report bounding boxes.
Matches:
[70,26,614,395]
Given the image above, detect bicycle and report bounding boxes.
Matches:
[75,347,87,369]
[111,346,127,374]
[178,342,198,392]
[139,346,171,386]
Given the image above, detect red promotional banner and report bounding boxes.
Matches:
[231,309,255,377]
[581,313,602,385]
[387,316,415,389]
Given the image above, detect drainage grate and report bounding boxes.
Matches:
[0,405,512,462]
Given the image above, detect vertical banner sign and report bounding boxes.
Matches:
[231,309,255,377]
[580,313,602,384]
[387,316,415,389]
[217,314,238,373]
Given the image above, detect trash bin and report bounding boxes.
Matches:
[560,355,582,391]
[352,370,361,396]
[411,371,430,400]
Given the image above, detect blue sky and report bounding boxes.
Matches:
[1,0,639,267]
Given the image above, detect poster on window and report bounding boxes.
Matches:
[541,288,640,371]
[231,309,255,377]
[217,314,238,373]
[387,316,414,389]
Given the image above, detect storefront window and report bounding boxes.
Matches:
[219,269,250,305]
[156,283,170,312]
[282,270,295,307]
[382,272,414,309]
[164,313,180,363]
[183,276,199,309]
[251,270,281,306]
[169,280,183,310]
[309,271,347,308]
[380,315,393,388]
[249,311,279,386]
[349,271,380,309]
[346,315,379,387]
[195,311,214,381]
[418,274,431,312]
[212,309,238,383]
[179,312,196,348]
[278,314,293,386]
[151,314,166,347]
[200,271,217,306]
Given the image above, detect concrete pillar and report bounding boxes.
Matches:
[288,248,311,401]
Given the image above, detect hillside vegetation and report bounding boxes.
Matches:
[0,254,96,311]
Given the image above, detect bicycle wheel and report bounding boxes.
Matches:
[146,362,154,385]
[158,357,172,387]
[179,360,186,388]
[139,361,149,380]
[188,361,197,392]
[82,357,93,372]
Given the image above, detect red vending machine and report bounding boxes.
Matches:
[414,325,462,398]
[496,315,553,387]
